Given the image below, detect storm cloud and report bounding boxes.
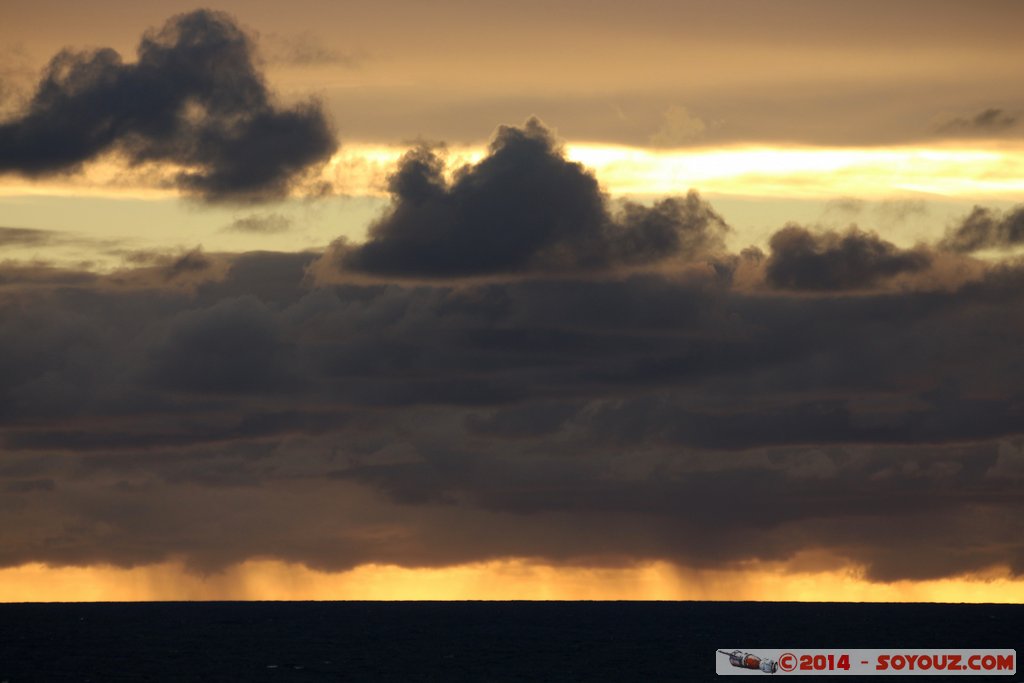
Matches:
[1,231,1023,581]
[0,10,337,201]
[765,224,932,290]
[332,119,728,277]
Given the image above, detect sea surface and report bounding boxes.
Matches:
[0,601,1019,682]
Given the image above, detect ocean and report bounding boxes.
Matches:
[0,601,1019,681]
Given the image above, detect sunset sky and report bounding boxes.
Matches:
[1,0,1024,601]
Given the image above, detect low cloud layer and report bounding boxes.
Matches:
[0,10,337,201]
[331,119,727,277]
[1,224,1023,580]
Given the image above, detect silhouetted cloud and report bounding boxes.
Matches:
[330,119,727,277]
[0,10,337,201]
[765,224,932,290]
[940,205,1024,252]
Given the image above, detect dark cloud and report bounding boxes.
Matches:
[331,118,727,277]
[938,108,1019,134]
[0,243,1023,582]
[206,250,317,304]
[1,110,1024,585]
[765,224,932,290]
[145,295,297,395]
[0,10,337,201]
[939,205,1024,253]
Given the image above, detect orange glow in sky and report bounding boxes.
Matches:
[2,559,1023,603]
[4,142,1024,201]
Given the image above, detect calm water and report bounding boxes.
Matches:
[0,601,1019,681]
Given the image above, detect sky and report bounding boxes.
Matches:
[1,0,1023,602]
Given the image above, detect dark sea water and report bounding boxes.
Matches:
[0,601,1019,682]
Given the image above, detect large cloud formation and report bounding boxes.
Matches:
[2,115,1024,583]
[333,119,727,277]
[0,10,337,201]
[2,231,1024,581]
